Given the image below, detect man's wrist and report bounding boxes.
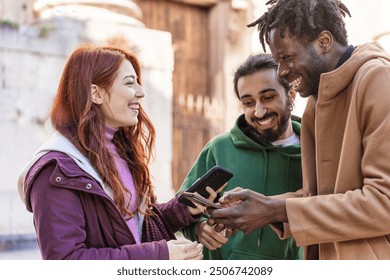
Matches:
[271,198,288,223]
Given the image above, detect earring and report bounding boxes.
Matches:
[289,100,295,111]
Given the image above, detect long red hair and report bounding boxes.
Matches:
[50,45,156,218]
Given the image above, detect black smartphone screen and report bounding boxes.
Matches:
[179,165,233,207]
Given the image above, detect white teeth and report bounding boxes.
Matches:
[128,104,139,110]
[290,76,302,90]
[258,117,273,126]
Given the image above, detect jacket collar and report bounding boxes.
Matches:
[18,131,113,204]
[20,132,148,233]
[318,42,390,103]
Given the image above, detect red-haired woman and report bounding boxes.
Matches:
[17,45,213,260]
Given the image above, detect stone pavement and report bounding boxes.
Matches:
[0,248,41,260]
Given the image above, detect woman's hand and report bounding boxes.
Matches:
[167,239,203,260]
[188,184,227,216]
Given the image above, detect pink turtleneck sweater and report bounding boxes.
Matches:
[105,126,141,244]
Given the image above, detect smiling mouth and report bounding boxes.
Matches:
[128,103,139,112]
[255,115,276,128]
[290,76,302,90]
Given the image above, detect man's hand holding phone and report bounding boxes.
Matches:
[196,221,229,250]
[178,166,235,247]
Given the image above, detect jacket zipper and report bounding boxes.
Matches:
[258,228,263,247]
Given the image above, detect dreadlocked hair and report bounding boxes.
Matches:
[248,0,351,52]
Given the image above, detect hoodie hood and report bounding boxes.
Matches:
[17,132,112,205]
[319,42,390,103]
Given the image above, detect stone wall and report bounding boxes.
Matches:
[0,16,174,242]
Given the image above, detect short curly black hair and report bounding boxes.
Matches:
[248,0,351,52]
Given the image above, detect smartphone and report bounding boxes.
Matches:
[180,192,221,209]
[178,165,233,207]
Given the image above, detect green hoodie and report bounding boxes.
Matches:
[178,114,302,260]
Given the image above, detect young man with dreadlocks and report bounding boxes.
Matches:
[209,0,390,259]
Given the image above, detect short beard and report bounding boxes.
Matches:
[249,98,292,143]
[306,44,327,96]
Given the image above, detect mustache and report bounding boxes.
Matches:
[251,112,277,123]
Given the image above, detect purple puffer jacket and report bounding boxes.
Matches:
[23,151,199,260]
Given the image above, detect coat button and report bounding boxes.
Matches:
[85,183,92,190]
[55,177,61,183]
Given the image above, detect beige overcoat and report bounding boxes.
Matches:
[274,42,390,259]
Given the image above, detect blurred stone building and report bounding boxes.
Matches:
[0,0,389,255]
[0,0,254,253]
